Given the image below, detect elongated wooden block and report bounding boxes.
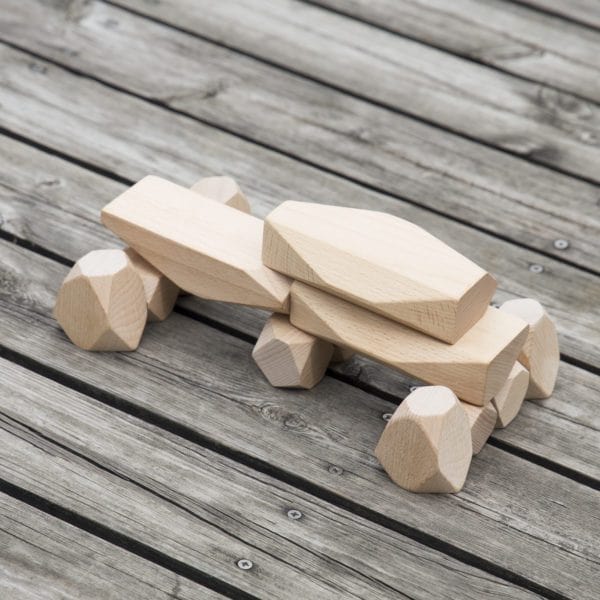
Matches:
[290,282,528,405]
[461,402,497,455]
[191,175,251,213]
[264,201,496,343]
[101,176,292,312]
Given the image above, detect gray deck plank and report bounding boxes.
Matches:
[518,0,600,29]
[314,0,600,102]
[0,241,599,599]
[0,359,545,600]
[0,134,598,482]
[101,0,600,183]
[0,493,227,600]
[0,51,598,369]
[1,0,599,270]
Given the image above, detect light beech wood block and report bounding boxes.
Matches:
[124,248,179,322]
[492,362,529,428]
[330,346,354,363]
[290,282,528,405]
[252,314,333,389]
[500,298,560,399]
[263,201,496,343]
[54,249,147,351]
[375,386,472,493]
[461,402,497,455]
[101,176,291,312]
[191,175,251,213]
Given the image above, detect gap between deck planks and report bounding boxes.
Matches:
[515,0,600,30]
[0,133,599,485]
[0,492,229,600]
[101,0,600,184]
[1,240,599,600]
[0,359,545,600]
[1,0,599,272]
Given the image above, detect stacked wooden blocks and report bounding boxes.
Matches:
[55,175,560,494]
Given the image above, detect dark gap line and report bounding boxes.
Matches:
[505,0,600,34]
[0,229,74,268]
[560,353,600,378]
[1,46,598,280]
[302,0,600,106]
[102,0,600,190]
[0,345,571,600]
[0,480,257,600]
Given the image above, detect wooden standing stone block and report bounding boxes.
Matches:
[461,402,497,454]
[500,298,560,399]
[263,201,496,343]
[252,314,334,388]
[191,175,251,213]
[492,362,529,428]
[375,386,472,493]
[54,249,147,351]
[290,282,528,405]
[101,176,291,312]
[124,248,179,322]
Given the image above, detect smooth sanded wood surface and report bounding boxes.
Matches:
[1,0,599,271]
[0,359,544,600]
[1,241,600,599]
[0,493,227,600]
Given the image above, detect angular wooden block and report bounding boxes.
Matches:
[263,201,496,343]
[500,298,559,399]
[461,402,497,454]
[124,248,179,322]
[54,249,147,351]
[191,175,251,213]
[375,386,472,493]
[252,314,333,388]
[101,176,291,312]
[290,282,528,405]
[492,362,529,428]
[330,346,354,363]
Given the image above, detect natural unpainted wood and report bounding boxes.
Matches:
[264,201,495,343]
[375,387,472,493]
[54,249,147,351]
[0,359,547,600]
[252,314,333,388]
[1,241,599,598]
[2,0,599,271]
[102,176,292,312]
[0,51,598,369]
[316,0,600,102]
[124,247,179,321]
[290,282,528,405]
[492,362,529,428]
[501,298,560,398]
[191,175,251,213]
[0,493,226,600]
[1,136,598,481]
[519,0,600,29]
[461,402,498,455]
[99,0,600,184]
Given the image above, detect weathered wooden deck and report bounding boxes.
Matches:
[1,1,599,598]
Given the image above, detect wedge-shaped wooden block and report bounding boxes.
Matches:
[492,362,529,428]
[500,299,559,399]
[54,249,147,351]
[461,402,497,454]
[290,282,528,405]
[264,201,496,343]
[124,248,179,322]
[375,386,472,493]
[252,314,333,388]
[101,176,291,312]
[191,175,251,213]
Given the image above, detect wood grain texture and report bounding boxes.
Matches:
[264,201,496,342]
[0,359,545,600]
[0,51,597,368]
[102,0,600,183]
[0,493,226,600]
[492,362,529,428]
[519,0,600,29]
[315,0,600,102]
[1,241,599,598]
[462,402,498,455]
[0,136,598,479]
[1,0,599,271]
[101,176,292,312]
